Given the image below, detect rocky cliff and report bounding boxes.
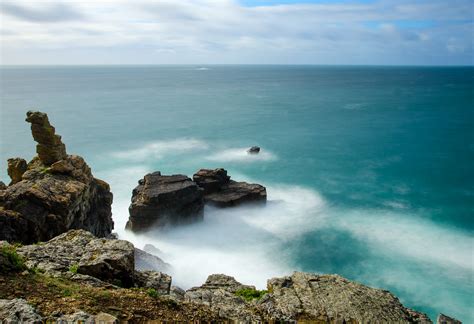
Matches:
[0,111,113,244]
[1,230,451,323]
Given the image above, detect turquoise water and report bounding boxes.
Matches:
[1,66,473,321]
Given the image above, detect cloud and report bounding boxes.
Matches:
[0,1,83,23]
[0,0,472,65]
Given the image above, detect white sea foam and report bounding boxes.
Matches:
[111,138,208,162]
[207,147,277,163]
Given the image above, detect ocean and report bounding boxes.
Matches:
[1,65,473,322]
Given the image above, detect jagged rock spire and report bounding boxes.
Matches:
[25,111,67,165]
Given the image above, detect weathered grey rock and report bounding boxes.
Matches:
[258,272,431,323]
[143,243,165,258]
[437,313,462,324]
[170,286,186,301]
[17,229,134,287]
[126,172,204,232]
[247,146,260,154]
[135,247,171,273]
[134,270,172,295]
[0,112,113,244]
[185,274,262,321]
[51,311,117,323]
[193,168,267,207]
[0,298,43,323]
[25,110,67,165]
[7,158,27,185]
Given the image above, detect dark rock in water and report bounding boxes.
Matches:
[26,111,67,166]
[193,168,266,207]
[205,181,266,207]
[437,314,461,324]
[0,111,113,244]
[7,158,27,185]
[126,172,204,232]
[193,168,230,194]
[247,146,260,154]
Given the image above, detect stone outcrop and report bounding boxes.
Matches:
[258,272,431,323]
[25,111,67,165]
[185,274,262,321]
[7,158,27,185]
[126,172,204,232]
[184,272,432,323]
[247,146,260,154]
[16,229,173,295]
[193,168,266,207]
[0,111,113,244]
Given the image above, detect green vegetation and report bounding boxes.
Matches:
[0,244,26,273]
[235,288,268,302]
[69,263,79,274]
[147,288,159,298]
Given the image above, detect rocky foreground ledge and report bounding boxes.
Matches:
[0,229,447,323]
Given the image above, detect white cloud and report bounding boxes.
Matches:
[0,0,472,65]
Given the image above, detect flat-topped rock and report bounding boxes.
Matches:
[193,168,266,208]
[126,172,204,232]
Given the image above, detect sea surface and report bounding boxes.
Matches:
[1,65,473,321]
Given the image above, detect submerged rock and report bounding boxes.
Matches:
[247,146,260,154]
[7,158,27,185]
[126,172,204,232]
[0,111,113,244]
[193,168,266,207]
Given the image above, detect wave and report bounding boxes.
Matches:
[110,138,208,162]
[207,147,277,163]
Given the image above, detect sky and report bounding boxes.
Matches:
[0,0,472,65]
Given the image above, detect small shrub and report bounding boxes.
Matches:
[147,288,159,298]
[69,264,79,274]
[63,288,72,297]
[235,288,268,302]
[0,244,25,273]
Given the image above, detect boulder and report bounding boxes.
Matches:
[17,229,135,287]
[134,270,172,295]
[126,172,204,232]
[193,168,266,207]
[247,146,260,154]
[0,181,6,190]
[0,298,43,323]
[258,272,431,323]
[0,111,113,244]
[7,158,27,185]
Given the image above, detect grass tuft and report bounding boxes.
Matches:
[0,244,26,273]
[235,288,268,302]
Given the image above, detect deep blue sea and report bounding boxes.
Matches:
[1,65,473,321]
